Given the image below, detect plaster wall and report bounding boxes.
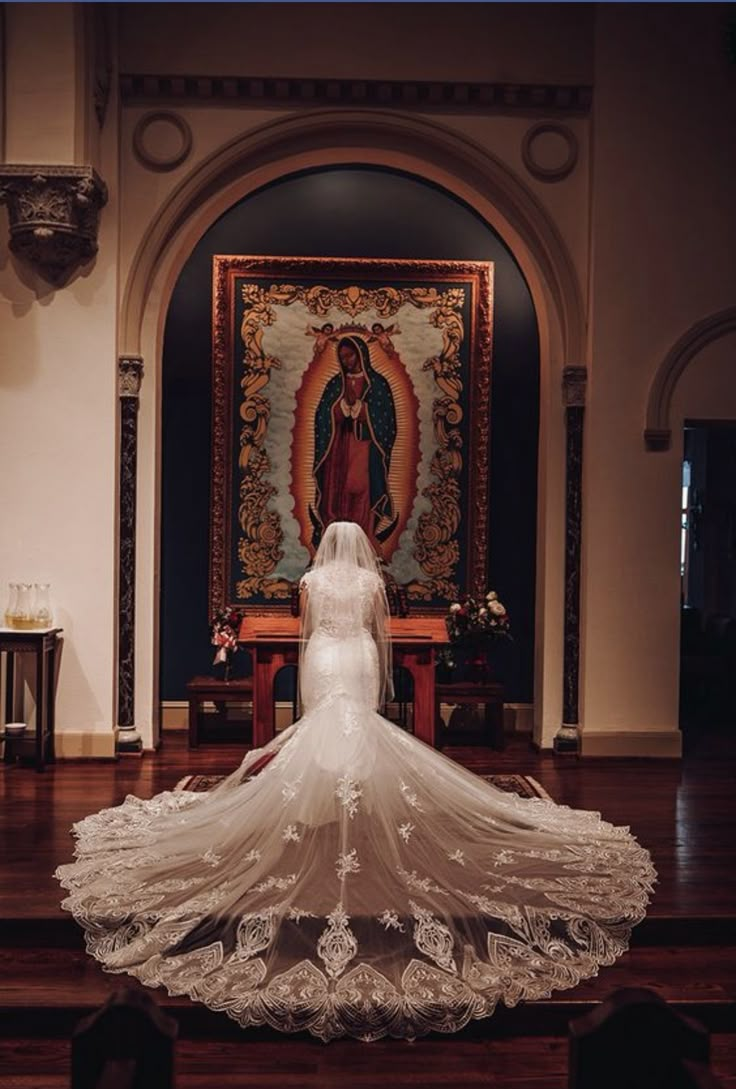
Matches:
[117,2,595,85]
[4,3,80,164]
[674,337,736,425]
[0,7,120,752]
[0,224,119,747]
[581,4,735,754]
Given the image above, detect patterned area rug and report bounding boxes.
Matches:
[175,772,551,801]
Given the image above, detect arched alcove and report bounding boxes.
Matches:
[160,165,540,705]
[121,110,582,746]
[122,111,584,362]
[645,307,736,451]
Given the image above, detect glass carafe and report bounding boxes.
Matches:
[32,583,53,628]
[4,583,19,628]
[14,583,35,629]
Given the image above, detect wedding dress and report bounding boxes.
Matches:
[56,523,655,1042]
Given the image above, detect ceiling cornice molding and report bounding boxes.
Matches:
[120,73,592,117]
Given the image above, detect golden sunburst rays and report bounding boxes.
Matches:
[291,329,420,561]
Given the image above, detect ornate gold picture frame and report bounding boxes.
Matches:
[210,256,493,614]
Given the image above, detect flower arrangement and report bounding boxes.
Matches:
[446,590,511,641]
[210,607,243,677]
[439,590,511,673]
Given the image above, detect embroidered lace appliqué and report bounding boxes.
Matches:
[398,867,449,896]
[282,778,302,804]
[235,909,279,960]
[335,776,362,818]
[400,781,424,811]
[379,910,405,932]
[317,903,358,979]
[335,849,360,880]
[410,901,457,973]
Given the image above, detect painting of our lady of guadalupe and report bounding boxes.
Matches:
[210,257,493,613]
[292,318,421,565]
[308,328,403,550]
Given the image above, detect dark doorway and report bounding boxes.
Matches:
[680,421,736,737]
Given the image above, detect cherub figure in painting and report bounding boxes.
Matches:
[305,322,335,356]
[368,321,401,356]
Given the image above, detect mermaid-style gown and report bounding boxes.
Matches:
[56,567,655,1041]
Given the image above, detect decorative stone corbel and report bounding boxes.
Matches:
[0,165,107,284]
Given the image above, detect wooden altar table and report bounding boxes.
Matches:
[238,615,447,748]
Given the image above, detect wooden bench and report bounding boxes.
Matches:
[186,675,253,748]
[435,680,505,750]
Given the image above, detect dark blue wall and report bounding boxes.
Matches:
[161,166,539,702]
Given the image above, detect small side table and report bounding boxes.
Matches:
[435,680,505,750]
[1,627,63,771]
[186,675,254,747]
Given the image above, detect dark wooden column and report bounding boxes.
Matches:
[116,357,143,754]
[554,365,587,754]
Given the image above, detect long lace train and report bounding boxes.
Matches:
[56,693,655,1041]
[56,556,655,1041]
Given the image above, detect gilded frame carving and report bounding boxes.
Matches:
[211,256,492,614]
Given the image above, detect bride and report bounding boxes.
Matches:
[56,521,655,1042]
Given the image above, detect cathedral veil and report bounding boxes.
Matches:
[55,521,654,1043]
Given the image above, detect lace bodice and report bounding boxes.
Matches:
[301,565,382,638]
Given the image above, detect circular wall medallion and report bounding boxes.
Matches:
[133,112,193,172]
[521,123,578,182]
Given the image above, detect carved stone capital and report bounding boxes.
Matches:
[562,365,587,408]
[118,357,144,398]
[0,165,108,284]
[118,355,144,398]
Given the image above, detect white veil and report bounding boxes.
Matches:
[299,521,394,708]
[309,520,384,572]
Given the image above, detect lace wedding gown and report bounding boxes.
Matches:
[56,561,655,1042]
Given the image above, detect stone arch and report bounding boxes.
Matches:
[645,306,736,451]
[124,107,582,748]
[120,108,585,367]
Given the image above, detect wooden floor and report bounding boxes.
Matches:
[1,727,735,1087]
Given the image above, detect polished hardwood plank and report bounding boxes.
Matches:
[1,1037,735,1089]
[1,728,734,1087]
